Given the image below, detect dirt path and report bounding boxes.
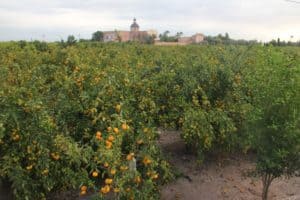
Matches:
[158,130,300,200]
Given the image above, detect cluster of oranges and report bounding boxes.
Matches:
[95,121,129,150]
[100,185,110,194]
[79,104,157,198]
[100,178,113,194]
[80,185,87,196]
[146,171,159,180]
[80,180,117,195]
[95,131,102,140]
[106,134,115,149]
[87,166,121,195]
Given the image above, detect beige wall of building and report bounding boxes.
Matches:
[103,31,118,42]
[178,37,193,44]
[147,30,158,38]
[178,33,204,44]
[192,33,205,43]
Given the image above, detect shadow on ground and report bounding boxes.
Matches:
[158,129,300,200]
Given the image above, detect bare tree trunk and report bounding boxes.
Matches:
[261,173,274,200]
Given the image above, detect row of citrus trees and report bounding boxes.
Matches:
[0,41,299,200]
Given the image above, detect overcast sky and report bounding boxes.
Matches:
[0,0,300,42]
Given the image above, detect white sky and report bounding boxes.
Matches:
[0,0,300,41]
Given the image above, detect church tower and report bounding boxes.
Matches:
[130,18,139,32]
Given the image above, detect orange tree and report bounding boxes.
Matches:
[244,47,300,200]
[178,45,253,160]
[0,42,173,200]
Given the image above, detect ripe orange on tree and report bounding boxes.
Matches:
[126,153,134,161]
[113,127,119,134]
[115,104,121,113]
[92,171,98,177]
[143,157,152,166]
[121,123,129,131]
[105,178,113,185]
[100,185,110,194]
[108,135,114,142]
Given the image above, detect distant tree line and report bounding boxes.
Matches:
[203,33,259,45]
[265,38,300,47]
[203,33,300,46]
[14,31,300,47]
[159,31,183,42]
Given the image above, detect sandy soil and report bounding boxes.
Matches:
[158,129,300,200]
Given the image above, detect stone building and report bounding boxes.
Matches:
[103,18,157,43]
[178,33,205,44]
[155,33,205,46]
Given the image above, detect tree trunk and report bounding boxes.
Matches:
[261,173,274,200]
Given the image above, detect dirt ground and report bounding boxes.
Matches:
[158,129,300,200]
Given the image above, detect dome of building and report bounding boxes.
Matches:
[130,18,139,31]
